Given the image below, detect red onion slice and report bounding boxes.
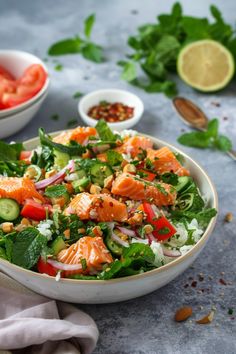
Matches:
[111,232,129,247]
[161,246,181,258]
[116,226,136,237]
[35,160,75,190]
[47,258,82,271]
[147,233,156,244]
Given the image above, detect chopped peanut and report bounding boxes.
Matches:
[127,212,144,225]
[21,218,31,226]
[78,228,86,234]
[121,159,129,168]
[123,164,136,174]
[103,175,114,189]
[90,184,102,194]
[45,169,57,179]
[92,226,103,237]
[1,222,14,233]
[143,224,154,234]
[63,229,70,239]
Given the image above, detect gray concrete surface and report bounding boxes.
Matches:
[0,0,235,353]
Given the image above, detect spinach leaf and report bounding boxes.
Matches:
[12,228,47,269]
[170,208,217,228]
[45,185,67,198]
[99,243,155,280]
[0,141,23,161]
[39,128,86,156]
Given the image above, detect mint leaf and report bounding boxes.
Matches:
[12,228,47,269]
[178,131,211,148]
[81,42,103,63]
[45,185,67,198]
[0,141,23,161]
[73,91,83,99]
[48,38,82,56]
[207,118,218,139]
[215,135,232,151]
[84,14,95,39]
[120,61,137,82]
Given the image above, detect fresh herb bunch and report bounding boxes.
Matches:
[48,14,103,63]
[119,3,236,97]
[178,118,232,152]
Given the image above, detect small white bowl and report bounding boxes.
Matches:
[0,50,49,118]
[78,89,144,131]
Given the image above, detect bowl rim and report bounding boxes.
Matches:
[0,89,49,120]
[0,131,218,284]
[78,88,144,127]
[0,49,50,116]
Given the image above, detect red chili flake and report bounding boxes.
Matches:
[219,278,227,285]
[191,281,197,288]
[109,202,114,207]
[88,101,134,123]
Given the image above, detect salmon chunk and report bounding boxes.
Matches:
[111,173,176,206]
[0,177,45,204]
[53,126,97,145]
[66,193,128,222]
[146,147,190,176]
[57,236,113,276]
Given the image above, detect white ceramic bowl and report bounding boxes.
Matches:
[0,131,218,304]
[78,89,144,131]
[0,50,49,138]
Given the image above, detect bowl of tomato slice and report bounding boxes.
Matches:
[0,50,49,137]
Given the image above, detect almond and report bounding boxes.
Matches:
[196,310,215,324]
[174,306,193,322]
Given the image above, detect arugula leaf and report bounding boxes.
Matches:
[95,119,119,141]
[48,38,82,56]
[45,185,67,198]
[106,150,123,166]
[12,228,47,269]
[39,128,86,156]
[84,14,95,39]
[81,42,103,63]
[178,118,233,152]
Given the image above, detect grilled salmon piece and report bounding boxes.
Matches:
[97,136,153,161]
[111,173,176,206]
[0,177,45,204]
[57,236,113,276]
[146,147,190,176]
[53,126,97,145]
[66,193,128,222]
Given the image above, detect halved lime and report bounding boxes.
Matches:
[177,39,235,92]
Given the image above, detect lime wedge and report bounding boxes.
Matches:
[177,40,235,92]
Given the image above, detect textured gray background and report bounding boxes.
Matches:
[0,0,236,353]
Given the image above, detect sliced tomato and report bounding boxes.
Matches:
[143,202,176,241]
[2,64,47,109]
[0,65,15,80]
[0,79,17,109]
[138,169,156,182]
[19,150,32,163]
[21,199,48,221]
[37,257,58,277]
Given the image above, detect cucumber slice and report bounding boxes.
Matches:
[0,198,20,221]
[176,176,192,192]
[74,169,87,179]
[90,163,113,187]
[51,236,67,255]
[24,164,42,181]
[54,150,70,169]
[72,177,90,193]
[105,234,123,256]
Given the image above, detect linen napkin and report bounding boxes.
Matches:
[0,272,99,354]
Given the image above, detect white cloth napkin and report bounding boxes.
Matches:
[0,273,99,354]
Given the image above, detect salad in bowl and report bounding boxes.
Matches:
[0,120,217,281]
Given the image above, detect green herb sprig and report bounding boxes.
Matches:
[48,14,103,63]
